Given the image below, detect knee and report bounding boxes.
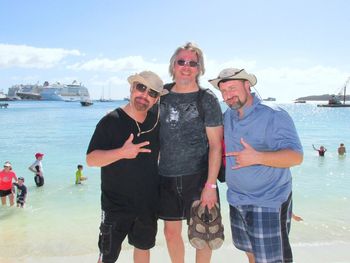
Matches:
[164,225,181,242]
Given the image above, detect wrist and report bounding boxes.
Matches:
[205,182,217,189]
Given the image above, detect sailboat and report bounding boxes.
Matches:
[317,77,350,107]
[99,86,113,102]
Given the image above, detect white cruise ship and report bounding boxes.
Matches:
[8,81,90,101]
[40,81,90,101]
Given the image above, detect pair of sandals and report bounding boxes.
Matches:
[188,200,224,250]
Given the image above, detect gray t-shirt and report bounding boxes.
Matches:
[159,88,223,177]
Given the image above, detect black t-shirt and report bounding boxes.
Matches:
[87,108,160,214]
[159,88,223,177]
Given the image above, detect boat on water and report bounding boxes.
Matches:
[41,81,90,101]
[0,103,9,108]
[8,81,90,101]
[294,100,306,103]
[0,91,10,101]
[99,86,113,102]
[80,99,93,106]
[317,77,350,107]
[263,97,276,101]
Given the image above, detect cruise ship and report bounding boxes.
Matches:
[8,81,90,101]
[40,81,90,101]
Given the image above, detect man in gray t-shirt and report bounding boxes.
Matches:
[158,42,223,263]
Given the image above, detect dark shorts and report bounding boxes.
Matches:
[0,189,12,197]
[158,171,207,221]
[98,210,158,263]
[17,196,25,206]
[34,174,44,187]
[230,194,293,263]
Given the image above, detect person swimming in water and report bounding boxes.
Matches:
[313,144,327,157]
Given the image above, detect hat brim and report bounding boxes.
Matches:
[128,75,168,96]
[209,72,257,89]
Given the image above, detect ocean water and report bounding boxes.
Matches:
[0,100,350,260]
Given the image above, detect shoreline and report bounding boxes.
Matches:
[2,241,350,263]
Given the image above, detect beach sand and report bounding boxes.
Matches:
[3,242,350,263]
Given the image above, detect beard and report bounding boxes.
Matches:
[133,97,150,111]
[228,96,247,110]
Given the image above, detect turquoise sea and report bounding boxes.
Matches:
[0,100,350,261]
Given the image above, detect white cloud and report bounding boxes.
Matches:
[68,56,168,76]
[0,44,81,69]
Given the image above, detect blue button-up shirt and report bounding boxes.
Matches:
[224,94,303,208]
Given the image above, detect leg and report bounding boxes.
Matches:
[195,246,212,263]
[9,193,15,206]
[246,252,255,263]
[133,248,150,263]
[164,220,184,263]
[1,196,6,206]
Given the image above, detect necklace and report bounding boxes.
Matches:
[134,106,160,137]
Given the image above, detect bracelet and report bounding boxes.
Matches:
[205,182,217,189]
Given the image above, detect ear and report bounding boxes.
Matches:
[244,80,251,92]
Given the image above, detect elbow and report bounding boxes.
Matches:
[294,153,304,166]
[86,155,94,167]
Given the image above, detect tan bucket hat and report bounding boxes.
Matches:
[209,68,257,89]
[127,71,168,96]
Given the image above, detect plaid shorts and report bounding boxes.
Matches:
[229,194,293,263]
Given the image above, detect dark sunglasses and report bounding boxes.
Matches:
[135,83,160,98]
[176,59,199,67]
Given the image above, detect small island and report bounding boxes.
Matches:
[296,94,350,101]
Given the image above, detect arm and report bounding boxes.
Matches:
[312,144,317,151]
[86,133,151,167]
[227,138,303,169]
[28,164,36,173]
[200,126,223,209]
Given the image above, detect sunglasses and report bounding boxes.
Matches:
[176,59,199,67]
[135,83,160,98]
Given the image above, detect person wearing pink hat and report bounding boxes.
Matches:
[0,161,18,206]
[28,153,44,187]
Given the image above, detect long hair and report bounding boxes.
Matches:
[168,42,205,84]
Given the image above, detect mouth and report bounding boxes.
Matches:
[135,97,149,105]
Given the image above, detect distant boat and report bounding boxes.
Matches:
[0,103,9,108]
[41,81,90,101]
[0,91,9,101]
[99,86,113,102]
[263,97,276,101]
[294,100,306,103]
[317,77,350,107]
[10,81,91,101]
[80,99,93,106]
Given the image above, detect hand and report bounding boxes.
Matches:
[122,133,151,159]
[226,138,260,169]
[200,188,217,209]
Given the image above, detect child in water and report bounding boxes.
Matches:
[13,177,27,208]
[75,164,87,184]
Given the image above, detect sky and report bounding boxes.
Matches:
[1,0,349,101]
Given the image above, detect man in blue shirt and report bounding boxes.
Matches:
[209,68,303,263]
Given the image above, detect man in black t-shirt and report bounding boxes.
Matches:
[158,42,223,263]
[86,71,168,263]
